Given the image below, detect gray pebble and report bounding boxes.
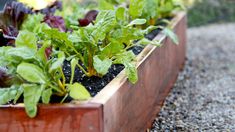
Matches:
[150,24,235,131]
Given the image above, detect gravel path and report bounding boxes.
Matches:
[151,23,235,131]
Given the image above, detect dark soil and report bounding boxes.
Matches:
[62,46,144,98]
[145,29,161,40]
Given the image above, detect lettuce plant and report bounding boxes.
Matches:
[0,1,31,45]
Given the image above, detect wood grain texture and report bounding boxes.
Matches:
[91,12,187,132]
[0,103,103,132]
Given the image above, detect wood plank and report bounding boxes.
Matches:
[0,103,103,132]
[91,12,187,132]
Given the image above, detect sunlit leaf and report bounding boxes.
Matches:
[68,83,91,100]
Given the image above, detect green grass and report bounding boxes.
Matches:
[188,0,235,27]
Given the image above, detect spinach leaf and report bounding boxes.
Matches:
[93,55,112,75]
[23,84,43,118]
[68,83,91,100]
[0,86,19,105]
[17,62,47,84]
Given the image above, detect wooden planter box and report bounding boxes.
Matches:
[0,12,187,132]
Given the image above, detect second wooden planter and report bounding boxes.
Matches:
[0,12,187,132]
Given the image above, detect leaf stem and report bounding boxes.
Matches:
[60,93,68,103]
[58,80,66,92]
[60,67,66,86]
[49,84,65,96]
[76,63,89,76]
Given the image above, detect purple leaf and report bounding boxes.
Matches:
[0,68,11,87]
[78,10,98,27]
[0,1,31,45]
[43,15,66,32]
[45,47,52,59]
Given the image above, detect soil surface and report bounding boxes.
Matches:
[63,44,147,97]
[151,23,235,131]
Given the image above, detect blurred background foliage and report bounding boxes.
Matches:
[187,0,235,27]
[1,0,235,27]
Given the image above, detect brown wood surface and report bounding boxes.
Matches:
[91,12,187,132]
[0,103,103,132]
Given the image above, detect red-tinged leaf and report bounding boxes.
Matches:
[85,10,99,22]
[45,47,52,59]
[78,10,98,27]
[0,68,11,87]
[0,1,31,45]
[78,19,90,27]
[43,15,66,32]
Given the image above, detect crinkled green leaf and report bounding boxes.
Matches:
[98,0,114,10]
[68,83,91,100]
[33,23,51,36]
[99,41,124,59]
[163,28,179,45]
[124,63,138,84]
[69,32,82,43]
[15,31,37,52]
[116,7,126,22]
[44,29,68,41]
[49,52,65,73]
[111,27,144,45]
[42,88,52,104]
[93,55,112,75]
[127,19,147,27]
[142,0,158,20]
[17,62,47,84]
[43,29,73,50]
[21,14,44,32]
[92,10,116,41]
[8,47,35,60]
[129,0,144,19]
[113,51,136,64]
[0,86,18,105]
[113,51,138,83]
[23,84,43,118]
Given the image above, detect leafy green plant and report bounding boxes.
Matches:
[0,30,90,118]
[43,9,158,84]
[95,0,180,44]
[157,0,184,19]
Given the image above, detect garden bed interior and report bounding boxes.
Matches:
[0,12,187,132]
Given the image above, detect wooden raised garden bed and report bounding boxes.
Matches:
[0,12,187,132]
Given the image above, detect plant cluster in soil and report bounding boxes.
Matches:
[60,29,161,102]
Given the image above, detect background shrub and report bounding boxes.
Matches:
[188,0,235,27]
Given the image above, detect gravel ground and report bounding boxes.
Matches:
[151,23,235,131]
